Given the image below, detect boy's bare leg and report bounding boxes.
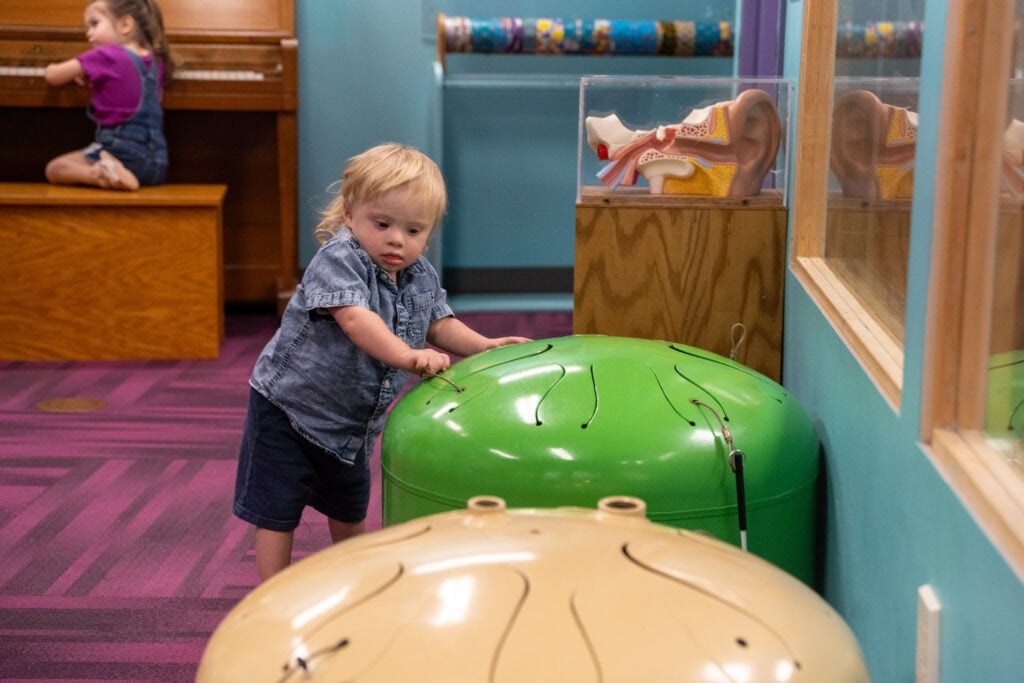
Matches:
[254,527,294,582]
[328,518,365,544]
[253,520,363,583]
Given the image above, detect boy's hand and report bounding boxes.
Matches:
[408,348,451,376]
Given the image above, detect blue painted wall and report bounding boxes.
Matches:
[296,1,736,277]
[295,2,439,266]
[783,1,1024,681]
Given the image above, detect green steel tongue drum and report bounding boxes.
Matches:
[382,334,820,584]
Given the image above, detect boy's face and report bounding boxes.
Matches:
[345,185,435,280]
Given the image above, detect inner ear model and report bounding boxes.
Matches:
[585,88,782,198]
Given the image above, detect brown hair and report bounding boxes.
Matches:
[94,0,174,79]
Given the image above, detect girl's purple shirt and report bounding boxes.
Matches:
[78,44,164,126]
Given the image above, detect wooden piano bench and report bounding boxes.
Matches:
[0,182,227,361]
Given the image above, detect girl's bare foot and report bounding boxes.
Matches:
[97,151,140,191]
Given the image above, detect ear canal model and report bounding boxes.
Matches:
[830,89,918,201]
[585,88,783,198]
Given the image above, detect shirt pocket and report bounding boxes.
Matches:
[404,292,436,344]
[410,292,435,311]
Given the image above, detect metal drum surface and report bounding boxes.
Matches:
[382,335,820,583]
[197,496,870,682]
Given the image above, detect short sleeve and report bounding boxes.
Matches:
[430,287,454,322]
[301,235,375,311]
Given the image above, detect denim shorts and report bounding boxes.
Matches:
[85,122,168,186]
[233,388,371,532]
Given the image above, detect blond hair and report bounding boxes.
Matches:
[315,143,447,244]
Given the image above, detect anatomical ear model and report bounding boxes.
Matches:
[584,88,782,198]
[830,89,918,201]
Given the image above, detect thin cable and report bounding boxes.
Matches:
[422,371,465,393]
[276,639,350,682]
[690,399,734,451]
[729,322,747,361]
[690,399,748,551]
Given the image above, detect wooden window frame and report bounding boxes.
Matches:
[920,0,1024,578]
[791,0,1024,578]
[790,0,903,410]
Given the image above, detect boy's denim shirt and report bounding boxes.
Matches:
[250,231,452,465]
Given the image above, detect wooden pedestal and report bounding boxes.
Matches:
[0,183,226,360]
[574,189,787,381]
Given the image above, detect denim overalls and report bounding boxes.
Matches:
[84,48,168,186]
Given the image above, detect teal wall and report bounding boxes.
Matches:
[296,1,736,277]
[295,2,439,266]
[783,1,1024,681]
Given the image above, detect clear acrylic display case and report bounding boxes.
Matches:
[577,76,793,205]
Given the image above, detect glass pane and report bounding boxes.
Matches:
[985,0,1024,474]
[824,0,925,348]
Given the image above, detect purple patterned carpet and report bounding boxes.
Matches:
[0,310,572,681]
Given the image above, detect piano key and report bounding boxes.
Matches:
[0,65,265,81]
[175,69,265,81]
[0,65,45,76]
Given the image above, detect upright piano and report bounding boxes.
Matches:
[0,0,298,307]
